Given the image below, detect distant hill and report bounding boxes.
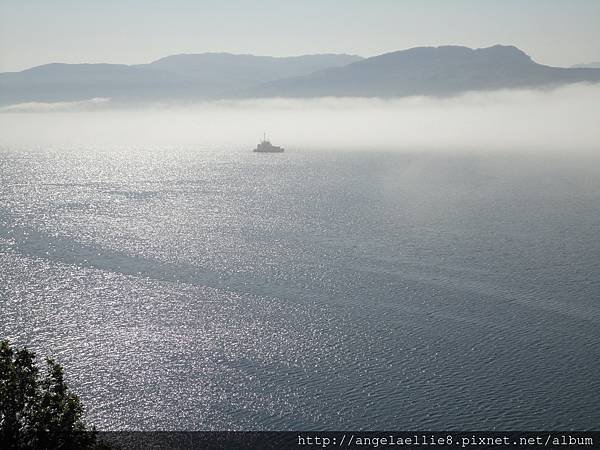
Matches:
[1,46,599,106]
[571,62,600,69]
[0,63,185,104]
[244,45,600,98]
[138,53,363,91]
[0,53,362,105]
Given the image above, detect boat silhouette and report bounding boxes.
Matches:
[253,133,284,153]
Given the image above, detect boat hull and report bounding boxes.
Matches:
[253,147,284,153]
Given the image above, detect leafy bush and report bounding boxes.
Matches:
[0,339,111,450]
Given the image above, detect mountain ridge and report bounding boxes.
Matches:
[242,45,600,98]
[1,46,599,106]
[0,53,362,104]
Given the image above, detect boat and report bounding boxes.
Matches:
[253,133,284,153]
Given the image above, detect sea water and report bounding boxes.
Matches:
[1,147,599,430]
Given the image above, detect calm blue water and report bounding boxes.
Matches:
[1,147,599,430]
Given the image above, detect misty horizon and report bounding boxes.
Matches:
[2,44,598,74]
[1,84,599,156]
[2,44,600,108]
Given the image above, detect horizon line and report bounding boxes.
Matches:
[0,44,550,74]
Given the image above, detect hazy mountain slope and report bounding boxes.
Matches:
[0,63,191,104]
[0,54,362,105]
[138,53,362,88]
[244,45,600,98]
[2,46,599,105]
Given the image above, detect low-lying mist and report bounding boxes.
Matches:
[0,84,599,153]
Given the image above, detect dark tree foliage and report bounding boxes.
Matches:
[0,339,111,450]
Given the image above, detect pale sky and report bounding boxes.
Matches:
[1,0,599,72]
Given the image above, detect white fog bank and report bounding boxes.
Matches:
[0,84,599,153]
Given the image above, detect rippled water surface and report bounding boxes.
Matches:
[1,147,599,430]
